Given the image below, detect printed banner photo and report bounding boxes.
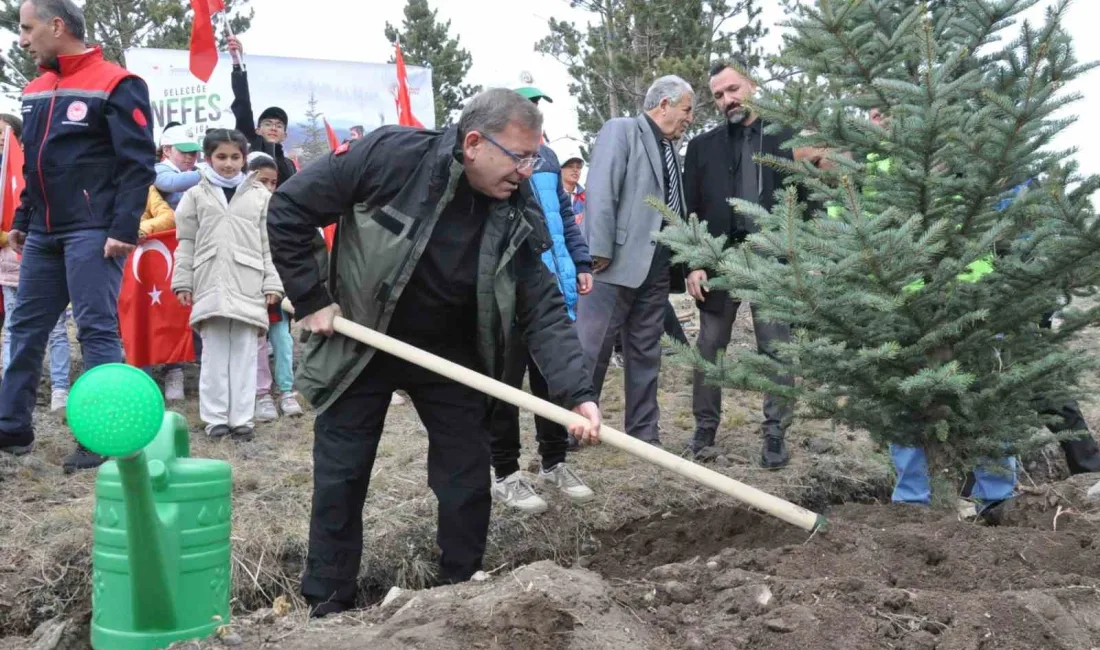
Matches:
[124,47,436,149]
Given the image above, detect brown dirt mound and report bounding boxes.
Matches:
[597,477,1100,650]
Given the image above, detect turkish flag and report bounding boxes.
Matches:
[207,0,226,12]
[394,42,424,128]
[323,118,339,151]
[321,119,339,251]
[0,126,25,232]
[189,0,218,82]
[119,230,195,367]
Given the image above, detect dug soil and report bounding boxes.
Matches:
[109,475,1100,650]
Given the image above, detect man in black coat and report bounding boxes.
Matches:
[682,60,810,469]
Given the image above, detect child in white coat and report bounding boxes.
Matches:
[172,129,284,440]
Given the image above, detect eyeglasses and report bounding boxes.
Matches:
[259,120,286,132]
[480,133,542,172]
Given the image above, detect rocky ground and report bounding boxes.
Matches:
[2,298,1099,649]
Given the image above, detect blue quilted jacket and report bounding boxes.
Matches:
[529,145,592,320]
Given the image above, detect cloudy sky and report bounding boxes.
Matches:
[243,0,1099,176]
[0,0,1096,174]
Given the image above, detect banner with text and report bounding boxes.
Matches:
[125,48,435,151]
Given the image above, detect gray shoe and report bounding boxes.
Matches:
[255,394,278,422]
[539,463,595,504]
[492,472,548,514]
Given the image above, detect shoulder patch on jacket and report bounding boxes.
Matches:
[131,107,148,127]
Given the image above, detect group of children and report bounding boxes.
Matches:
[152,123,299,440]
[0,112,299,439]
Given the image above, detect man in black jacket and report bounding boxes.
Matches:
[227,36,296,186]
[267,88,601,617]
[682,60,805,469]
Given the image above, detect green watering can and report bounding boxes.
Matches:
[69,364,232,650]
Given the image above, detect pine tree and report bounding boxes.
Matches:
[0,0,253,91]
[296,92,328,165]
[536,0,769,143]
[384,0,480,128]
[658,0,1100,481]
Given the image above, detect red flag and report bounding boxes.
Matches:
[1,127,25,233]
[189,0,218,83]
[323,118,339,151]
[394,42,424,128]
[119,230,195,367]
[207,0,226,12]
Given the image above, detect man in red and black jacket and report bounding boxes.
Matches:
[0,0,155,471]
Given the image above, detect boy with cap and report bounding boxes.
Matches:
[488,73,595,514]
[227,37,296,187]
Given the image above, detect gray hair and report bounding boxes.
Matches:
[29,0,85,42]
[643,75,694,111]
[458,88,544,138]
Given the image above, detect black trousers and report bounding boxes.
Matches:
[301,350,491,605]
[489,346,570,477]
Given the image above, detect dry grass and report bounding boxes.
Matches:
[21,296,1093,639]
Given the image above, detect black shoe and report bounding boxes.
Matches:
[207,424,231,439]
[1061,435,1100,475]
[760,434,790,470]
[230,426,254,442]
[687,431,716,457]
[0,431,34,456]
[63,444,106,474]
[308,598,352,619]
[977,499,1008,526]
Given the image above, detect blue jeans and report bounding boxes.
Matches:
[268,313,293,393]
[890,444,1016,505]
[0,230,123,441]
[2,285,71,390]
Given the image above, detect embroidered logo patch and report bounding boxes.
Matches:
[131,108,148,127]
[66,101,88,122]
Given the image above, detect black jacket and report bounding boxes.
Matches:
[268,126,597,411]
[683,119,802,312]
[230,65,296,186]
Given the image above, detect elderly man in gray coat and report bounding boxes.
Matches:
[576,76,694,446]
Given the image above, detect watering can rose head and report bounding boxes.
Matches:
[68,363,166,457]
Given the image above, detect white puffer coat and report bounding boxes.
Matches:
[171,173,283,332]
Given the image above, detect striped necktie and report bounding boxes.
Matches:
[661,139,683,216]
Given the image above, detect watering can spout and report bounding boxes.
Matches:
[116,443,179,630]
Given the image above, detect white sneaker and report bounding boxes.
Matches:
[491,472,548,514]
[255,394,279,422]
[280,392,304,417]
[391,392,407,406]
[164,368,185,402]
[540,463,595,504]
[50,388,69,413]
